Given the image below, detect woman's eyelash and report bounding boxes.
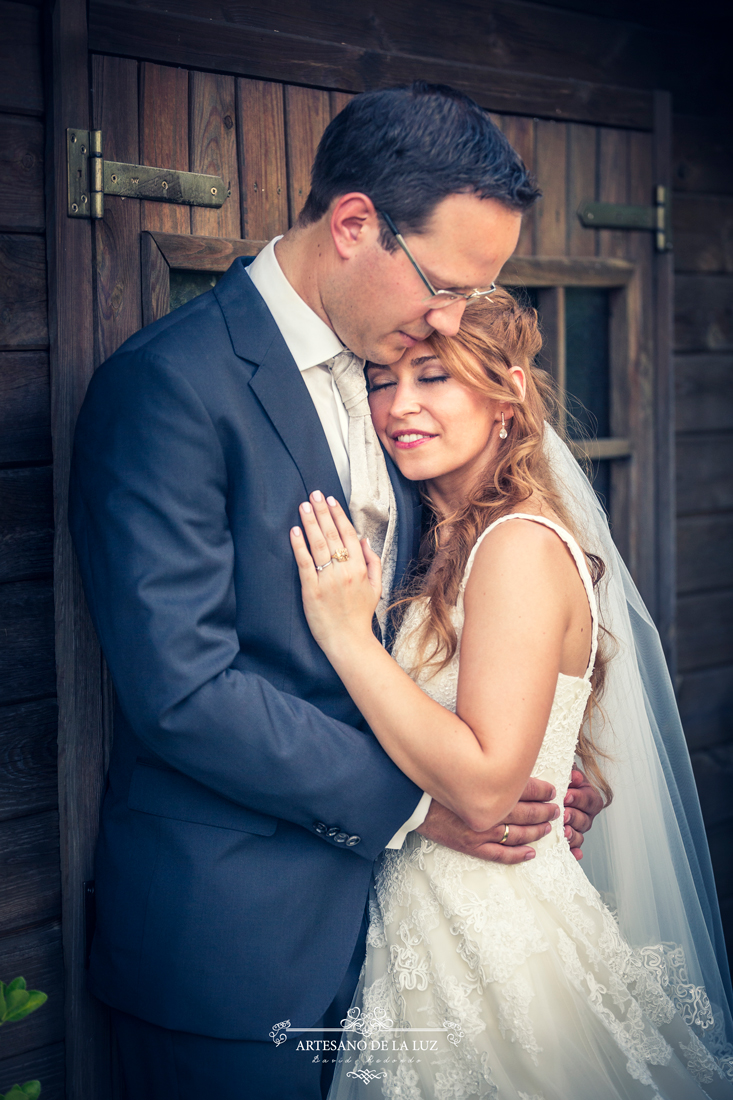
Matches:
[367,373,449,392]
[421,374,449,384]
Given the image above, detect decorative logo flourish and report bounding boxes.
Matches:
[341,1006,394,1037]
[347,1068,388,1083]
[269,1019,290,1045]
[444,1018,464,1046]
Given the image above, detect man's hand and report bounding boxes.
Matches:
[564,768,604,860]
[417,778,560,864]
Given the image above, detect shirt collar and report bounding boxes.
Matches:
[247,236,344,372]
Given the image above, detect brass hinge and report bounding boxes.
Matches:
[67,129,230,219]
[577,186,672,252]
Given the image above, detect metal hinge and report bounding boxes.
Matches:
[577,186,672,252]
[67,128,230,219]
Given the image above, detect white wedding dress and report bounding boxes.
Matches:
[328,515,733,1100]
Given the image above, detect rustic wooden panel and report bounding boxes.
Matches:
[677,664,733,752]
[0,235,47,350]
[0,3,43,117]
[0,116,44,233]
[190,71,241,239]
[598,128,629,260]
[691,746,733,831]
[566,123,597,258]
[677,513,733,594]
[677,432,733,515]
[675,275,733,353]
[92,55,143,364]
[0,351,51,464]
[88,4,654,130]
[0,923,64,1060]
[0,1042,64,1100]
[498,115,535,257]
[673,115,733,196]
[0,813,60,933]
[0,698,57,822]
[677,589,733,672]
[674,194,733,275]
[139,62,189,234]
[237,78,288,241]
[0,466,53,582]
[0,580,56,706]
[676,352,733,433]
[284,85,331,227]
[140,232,169,328]
[500,255,633,287]
[534,120,567,256]
[707,821,733,901]
[149,230,266,271]
[330,90,354,119]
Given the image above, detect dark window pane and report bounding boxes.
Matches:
[565,288,610,439]
[169,270,222,314]
[590,459,611,516]
[506,285,540,313]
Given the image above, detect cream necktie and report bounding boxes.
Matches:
[326,350,398,623]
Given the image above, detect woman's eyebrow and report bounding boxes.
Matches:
[410,355,439,366]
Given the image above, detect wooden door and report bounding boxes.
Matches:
[46,4,673,1091]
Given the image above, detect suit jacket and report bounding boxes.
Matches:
[69,257,423,1040]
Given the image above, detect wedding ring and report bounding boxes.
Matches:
[499,823,510,845]
[315,560,333,573]
[332,548,349,563]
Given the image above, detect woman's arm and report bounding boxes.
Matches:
[291,494,576,833]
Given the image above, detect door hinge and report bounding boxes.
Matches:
[577,186,672,252]
[67,128,230,219]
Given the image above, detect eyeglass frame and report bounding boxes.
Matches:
[378,209,497,307]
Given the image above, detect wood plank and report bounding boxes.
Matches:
[0,580,56,706]
[677,513,733,595]
[46,0,113,1093]
[92,55,143,364]
[0,466,53,583]
[236,78,288,241]
[0,814,60,933]
[534,120,567,256]
[566,124,597,258]
[0,116,44,232]
[284,85,331,227]
[674,194,733,275]
[140,232,170,328]
[499,255,633,287]
[677,664,733,752]
[707,821,733,901]
[677,432,733,515]
[598,128,629,259]
[675,353,733,433]
[499,115,535,257]
[677,589,733,672]
[139,62,190,235]
[673,114,733,196]
[0,235,47,350]
[149,231,266,272]
[190,71,241,239]
[0,2,43,117]
[0,1042,64,1100]
[675,275,733,353]
[0,924,64,1060]
[330,90,354,119]
[0,698,57,822]
[87,4,655,130]
[0,351,51,465]
[690,746,733,831]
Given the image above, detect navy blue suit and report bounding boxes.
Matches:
[69,258,423,1045]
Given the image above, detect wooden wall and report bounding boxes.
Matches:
[0,1,65,1094]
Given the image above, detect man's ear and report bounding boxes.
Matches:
[330,193,380,259]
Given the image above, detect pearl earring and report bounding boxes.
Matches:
[499,413,508,440]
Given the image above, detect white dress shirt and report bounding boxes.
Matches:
[247,238,431,848]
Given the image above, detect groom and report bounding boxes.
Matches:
[70,83,602,1099]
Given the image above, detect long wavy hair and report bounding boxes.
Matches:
[391,287,613,805]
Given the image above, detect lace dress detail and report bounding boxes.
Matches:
[329,516,733,1100]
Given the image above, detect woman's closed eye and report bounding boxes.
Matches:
[368,373,450,392]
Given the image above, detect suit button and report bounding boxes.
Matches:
[314,822,327,834]
[334,832,349,843]
[327,826,339,837]
[346,835,361,846]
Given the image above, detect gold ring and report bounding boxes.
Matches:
[499,823,510,845]
[332,548,349,563]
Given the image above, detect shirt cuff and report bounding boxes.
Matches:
[384,791,432,850]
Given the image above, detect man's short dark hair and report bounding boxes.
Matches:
[299,82,540,246]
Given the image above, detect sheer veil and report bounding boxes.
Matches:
[544,424,733,1065]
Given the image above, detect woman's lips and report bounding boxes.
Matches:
[392,432,437,450]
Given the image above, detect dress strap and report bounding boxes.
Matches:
[461,513,599,679]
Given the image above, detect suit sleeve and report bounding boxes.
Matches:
[69,349,422,860]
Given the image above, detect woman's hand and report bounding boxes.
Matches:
[290,491,383,654]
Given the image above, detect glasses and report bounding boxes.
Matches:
[379,210,496,309]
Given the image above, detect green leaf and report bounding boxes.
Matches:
[5,979,26,994]
[0,1083,41,1100]
[0,983,6,1020]
[5,990,30,1014]
[4,992,47,1023]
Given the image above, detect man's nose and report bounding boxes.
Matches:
[425,299,468,337]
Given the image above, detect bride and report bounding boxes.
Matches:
[289,289,733,1099]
